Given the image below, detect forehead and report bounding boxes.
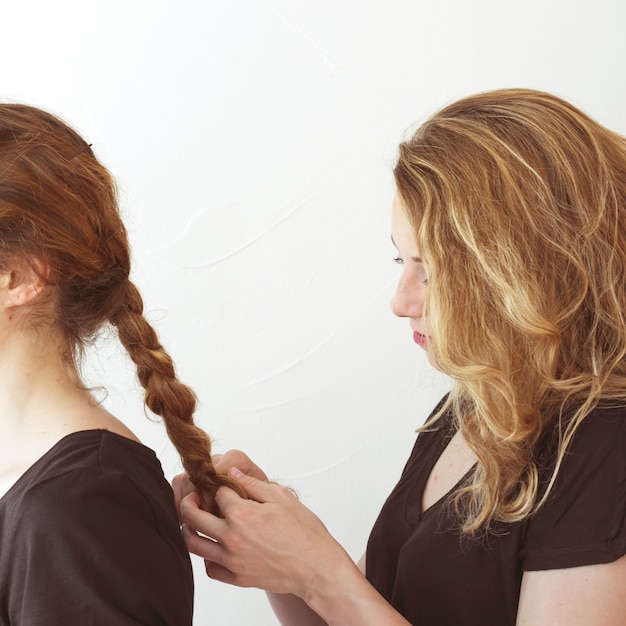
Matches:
[391,192,405,216]
[391,194,419,249]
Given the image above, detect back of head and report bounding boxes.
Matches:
[0,104,128,348]
[0,103,240,505]
[394,89,626,530]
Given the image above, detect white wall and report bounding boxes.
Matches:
[3,1,625,624]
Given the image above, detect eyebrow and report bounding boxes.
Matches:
[391,235,423,263]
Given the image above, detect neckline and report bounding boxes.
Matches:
[406,412,476,524]
[418,464,475,523]
[0,429,151,506]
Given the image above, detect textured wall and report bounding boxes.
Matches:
[3,1,625,623]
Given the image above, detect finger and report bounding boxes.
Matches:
[204,559,238,586]
[227,467,287,503]
[213,483,250,513]
[179,490,201,524]
[172,473,197,521]
[181,524,225,561]
[180,491,227,540]
[215,450,269,482]
[172,474,185,519]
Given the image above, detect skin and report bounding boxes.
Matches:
[389,196,478,513]
[176,195,626,625]
[0,263,138,500]
[177,465,411,626]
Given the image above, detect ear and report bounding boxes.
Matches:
[0,262,48,309]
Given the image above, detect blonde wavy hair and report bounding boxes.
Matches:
[394,88,626,533]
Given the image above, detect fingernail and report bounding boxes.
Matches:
[229,467,244,479]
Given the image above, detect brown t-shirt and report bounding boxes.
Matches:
[366,400,626,625]
[0,430,194,625]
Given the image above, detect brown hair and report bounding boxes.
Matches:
[394,89,626,532]
[0,103,242,507]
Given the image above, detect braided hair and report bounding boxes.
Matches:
[0,103,242,507]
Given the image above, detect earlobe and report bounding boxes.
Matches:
[2,266,47,308]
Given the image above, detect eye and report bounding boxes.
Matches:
[393,256,404,265]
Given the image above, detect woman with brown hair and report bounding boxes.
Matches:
[0,103,237,624]
[178,89,626,624]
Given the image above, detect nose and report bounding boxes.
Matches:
[390,276,423,318]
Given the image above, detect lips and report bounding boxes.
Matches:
[413,331,427,348]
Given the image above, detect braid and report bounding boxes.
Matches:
[0,103,237,511]
[111,280,245,509]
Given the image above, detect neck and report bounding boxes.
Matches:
[0,327,86,433]
[0,327,99,493]
[0,324,138,498]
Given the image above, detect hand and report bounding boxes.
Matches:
[172,449,269,520]
[213,449,270,483]
[179,467,355,599]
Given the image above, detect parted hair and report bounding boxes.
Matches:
[394,88,626,533]
[0,103,242,506]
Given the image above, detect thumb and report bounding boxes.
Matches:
[228,467,282,503]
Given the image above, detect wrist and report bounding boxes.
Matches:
[301,556,411,626]
[301,557,374,625]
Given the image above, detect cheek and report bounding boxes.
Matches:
[425,349,440,370]
[412,283,428,314]
[399,278,422,303]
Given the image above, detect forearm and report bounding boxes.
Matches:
[267,592,329,626]
[180,470,410,624]
[299,556,412,626]
[267,573,411,626]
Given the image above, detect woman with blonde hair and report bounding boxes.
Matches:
[0,103,239,624]
[179,89,626,624]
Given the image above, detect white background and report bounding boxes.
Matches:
[2,1,625,624]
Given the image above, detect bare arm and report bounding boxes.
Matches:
[517,555,626,625]
[357,553,366,575]
[180,469,411,626]
[266,593,329,626]
[175,453,327,626]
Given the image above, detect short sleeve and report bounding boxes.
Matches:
[8,467,194,625]
[521,406,626,571]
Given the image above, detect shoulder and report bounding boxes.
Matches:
[0,430,184,562]
[22,429,165,485]
[521,403,626,570]
[0,430,194,625]
[15,430,178,531]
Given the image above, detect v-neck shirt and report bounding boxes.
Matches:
[366,400,626,625]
